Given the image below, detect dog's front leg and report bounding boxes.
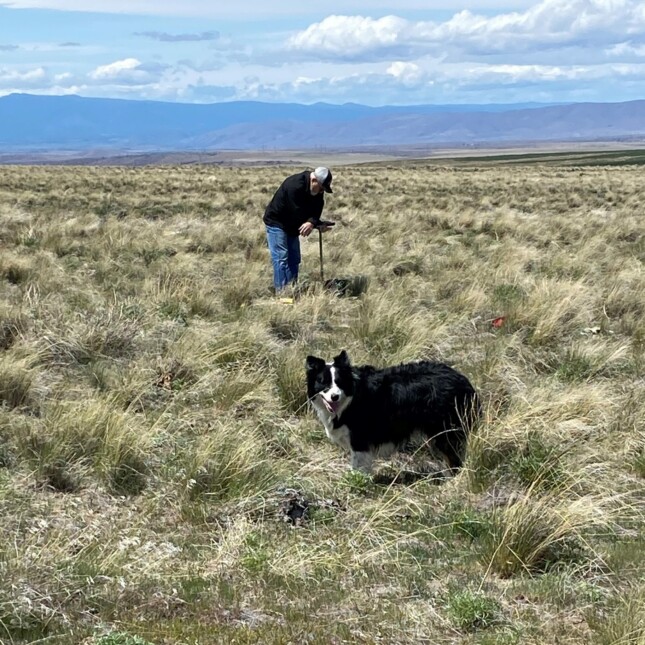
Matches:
[350,450,374,473]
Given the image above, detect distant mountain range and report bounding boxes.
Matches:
[1,93,644,153]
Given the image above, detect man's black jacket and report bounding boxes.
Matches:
[263,171,324,236]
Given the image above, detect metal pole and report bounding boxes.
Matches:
[318,228,325,283]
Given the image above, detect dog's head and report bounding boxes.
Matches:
[306,350,354,416]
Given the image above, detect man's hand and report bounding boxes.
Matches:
[299,222,314,237]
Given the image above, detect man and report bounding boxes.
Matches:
[263,166,333,293]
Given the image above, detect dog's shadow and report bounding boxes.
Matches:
[371,449,454,486]
[372,462,452,486]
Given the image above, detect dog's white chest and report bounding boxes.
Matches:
[326,423,351,451]
[312,402,351,452]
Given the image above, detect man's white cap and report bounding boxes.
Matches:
[313,167,333,193]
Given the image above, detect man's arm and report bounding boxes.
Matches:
[298,191,325,237]
[307,197,324,225]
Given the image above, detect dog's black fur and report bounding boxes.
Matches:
[306,350,479,473]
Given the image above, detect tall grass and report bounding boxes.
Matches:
[0,162,643,644]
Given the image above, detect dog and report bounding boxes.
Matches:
[306,350,479,474]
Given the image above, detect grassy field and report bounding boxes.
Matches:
[0,162,643,644]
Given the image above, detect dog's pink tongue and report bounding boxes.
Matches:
[325,399,340,414]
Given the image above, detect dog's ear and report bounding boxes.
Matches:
[306,355,325,371]
[334,350,351,367]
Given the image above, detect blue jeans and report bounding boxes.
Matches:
[266,225,301,291]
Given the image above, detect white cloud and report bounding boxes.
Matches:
[0,66,46,83]
[289,15,409,59]
[3,0,645,105]
[90,58,142,80]
[216,58,645,104]
[86,58,174,87]
[287,0,645,61]
[607,42,645,57]
[455,63,592,85]
[3,56,645,104]
[386,61,423,83]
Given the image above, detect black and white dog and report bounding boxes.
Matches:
[306,350,479,473]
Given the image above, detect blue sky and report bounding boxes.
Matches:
[1,0,644,105]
